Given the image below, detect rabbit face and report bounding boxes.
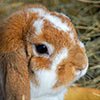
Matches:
[25,6,88,99]
[0,5,88,100]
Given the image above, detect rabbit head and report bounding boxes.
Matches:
[0,4,88,100]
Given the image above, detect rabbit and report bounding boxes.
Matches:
[0,4,88,100]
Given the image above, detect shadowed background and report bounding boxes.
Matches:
[0,0,100,89]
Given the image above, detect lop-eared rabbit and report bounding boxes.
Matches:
[0,4,88,100]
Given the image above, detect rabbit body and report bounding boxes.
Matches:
[0,4,88,100]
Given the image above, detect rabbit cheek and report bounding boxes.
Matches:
[55,65,75,88]
[30,70,57,98]
[29,57,51,71]
[50,48,69,88]
[72,65,88,82]
[29,58,57,97]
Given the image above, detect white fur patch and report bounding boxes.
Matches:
[60,13,70,20]
[26,8,71,34]
[30,69,67,99]
[78,41,85,48]
[26,8,45,18]
[31,87,67,100]
[51,48,68,71]
[54,12,70,20]
[69,33,75,44]
[35,70,57,89]
[33,18,44,35]
[31,78,67,100]
[44,13,71,32]
[30,70,57,97]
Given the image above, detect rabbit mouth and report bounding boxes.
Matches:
[80,65,88,77]
[74,65,88,81]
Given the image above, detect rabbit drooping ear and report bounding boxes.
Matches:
[0,53,30,100]
[0,8,32,100]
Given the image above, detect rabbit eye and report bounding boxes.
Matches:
[35,44,48,54]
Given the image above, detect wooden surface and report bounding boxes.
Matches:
[65,87,100,100]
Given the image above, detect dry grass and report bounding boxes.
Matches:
[0,0,100,89]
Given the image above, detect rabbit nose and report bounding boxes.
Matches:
[74,65,84,70]
[76,65,87,71]
[72,50,88,70]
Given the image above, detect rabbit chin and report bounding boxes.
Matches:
[30,88,67,100]
[30,70,67,100]
[30,81,67,100]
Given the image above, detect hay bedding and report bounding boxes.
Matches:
[0,0,100,89]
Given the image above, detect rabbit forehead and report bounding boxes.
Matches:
[27,7,72,35]
[33,15,71,34]
[27,7,78,48]
[32,19,75,47]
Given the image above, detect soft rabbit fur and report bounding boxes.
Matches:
[0,4,88,100]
